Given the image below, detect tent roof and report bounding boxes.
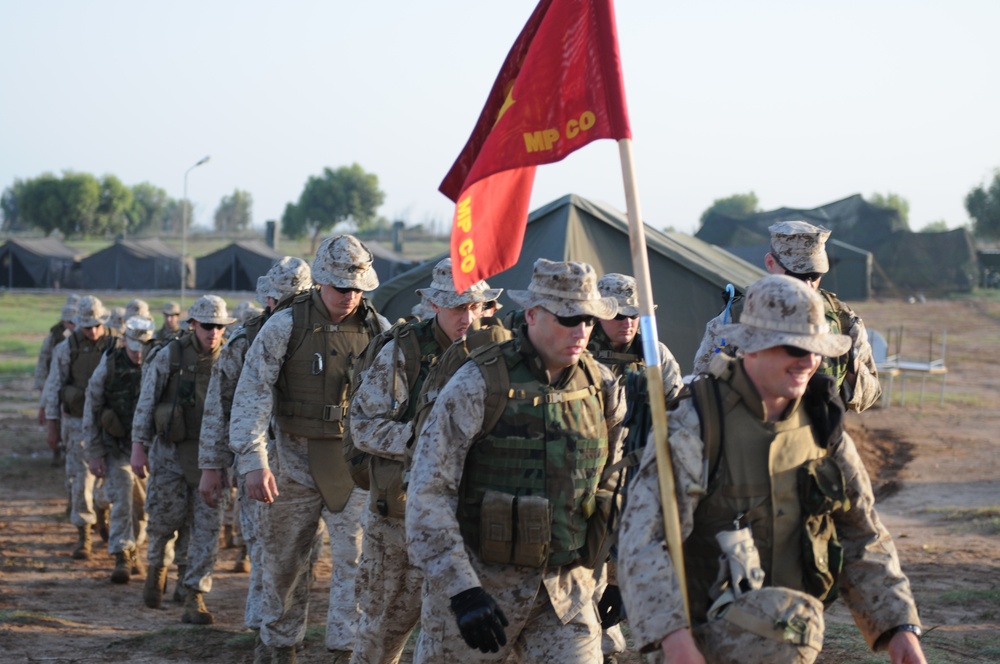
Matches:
[82,237,182,260]
[195,240,283,291]
[2,237,79,260]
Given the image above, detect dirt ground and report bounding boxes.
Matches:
[1,296,998,663]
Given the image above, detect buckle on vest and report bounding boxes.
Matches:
[322,405,345,421]
[543,393,562,404]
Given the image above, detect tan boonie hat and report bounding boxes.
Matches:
[597,273,642,317]
[411,297,437,321]
[311,235,379,291]
[60,303,78,322]
[507,259,618,319]
[123,316,155,352]
[416,258,503,309]
[64,294,81,306]
[126,298,151,320]
[769,221,831,274]
[162,301,182,316]
[109,306,127,330]
[720,275,850,357]
[232,300,264,324]
[257,256,313,306]
[75,295,111,328]
[187,295,236,325]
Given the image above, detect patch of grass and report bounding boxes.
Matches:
[937,587,1000,606]
[927,506,1000,535]
[107,625,253,658]
[0,610,79,628]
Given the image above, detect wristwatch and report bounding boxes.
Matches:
[875,624,922,650]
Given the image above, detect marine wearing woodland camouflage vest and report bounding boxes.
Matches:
[619,275,926,664]
[405,259,627,663]
[131,295,233,625]
[347,258,499,664]
[230,235,389,661]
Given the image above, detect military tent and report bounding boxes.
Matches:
[80,238,191,290]
[0,237,80,288]
[366,240,420,281]
[195,240,282,292]
[371,194,767,373]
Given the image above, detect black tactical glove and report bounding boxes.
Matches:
[450,586,509,653]
[597,584,624,629]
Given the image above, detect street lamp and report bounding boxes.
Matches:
[181,155,211,309]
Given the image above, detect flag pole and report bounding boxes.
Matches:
[617,137,691,624]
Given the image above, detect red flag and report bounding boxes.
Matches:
[441,0,631,292]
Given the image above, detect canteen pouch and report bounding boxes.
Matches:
[580,489,619,569]
[512,494,551,568]
[100,408,127,439]
[60,385,86,417]
[797,457,849,604]
[479,490,515,565]
[153,402,186,443]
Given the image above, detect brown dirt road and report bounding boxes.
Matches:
[1,296,998,662]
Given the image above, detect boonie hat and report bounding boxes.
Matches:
[416,258,502,309]
[597,273,641,317]
[411,297,436,321]
[769,221,831,274]
[187,295,236,326]
[719,275,850,357]
[61,303,78,322]
[163,301,182,316]
[123,316,155,352]
[126,298,151,320]
[311,235,379,291]
[507,259,618,319]
[231,300,263,324]
[257,256,313,306]
[109,307,127,331]
[75,295,111,328]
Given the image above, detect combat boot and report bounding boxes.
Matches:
[232,546,251,573]
[173,565,187,603]
[72,525,92,560]
[110,551,131,584]
[128,547,145,576]
[95,506,110,543]
[271,645,296,664]
[181,589,214,625]
[143,565,168,609]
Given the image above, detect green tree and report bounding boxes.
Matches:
[127,182,172,235]
[919,220,949,233]
[94,174,133,235]
[869,192,910,227]
[1,179,27,231]
[281,163,385,251]
[15,171,101,236]
[965,170,1000,241]
[699,192,759,223]
[214,189,253,233]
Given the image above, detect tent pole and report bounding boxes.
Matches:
[616,137,690,624]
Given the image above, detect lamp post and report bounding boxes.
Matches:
[181,155,211,309]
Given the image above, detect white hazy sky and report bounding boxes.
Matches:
[3,1,999,237]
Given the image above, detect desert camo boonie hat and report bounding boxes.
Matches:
[125,299,150,320]
[257,256,313,306]
[719,275,850,357]
[416,258,502,309]
[597,273,643,317]
[311,235,379,291]
[123,316,155,352]
[162,301,182,316]
[60,303,78,322]
[410,298,436,321]
[769,221,831,275]
[75,295,111,328]
[109,306,127,330]
[231,300,263,324]
[508,259,618,319]
[187,295,236,326]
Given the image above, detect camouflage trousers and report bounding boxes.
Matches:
[222,484,243,546]
[102,446,146,555]
[145,440,222,593]
[61,416,96,528]
[350,511,423,664]
[414,580,602,663]
[258,479,364,650]
[237,473,265,629]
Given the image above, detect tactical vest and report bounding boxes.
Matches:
[156,334,219,444]
[588,326,643,378]
[100,346,143,446]
[457,340,608,567]
[61,328,114,417]
[682,360,827,624]
[817,289,850,388]
[274,289,382,439]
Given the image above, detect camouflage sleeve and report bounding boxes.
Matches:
[131,344,172,447]
[198,336,248,469]
[691,311,727,375]
[618,398,705,652]
[41,339,70,420]
[82,353,110,460]
[841,308,881,413]
[230,310,293,476]
[34,333,55,392]
[348,338,413,460]
[833,431,921,649]
[598,362,628,489]
[405,362,487,598]
[658,341,685,402]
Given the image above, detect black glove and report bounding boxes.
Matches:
[597,584,624,629]
[450,587,509,653]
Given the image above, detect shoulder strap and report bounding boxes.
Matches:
[689,372,726,492]
[471,342,512,437]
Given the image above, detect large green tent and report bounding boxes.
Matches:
[371,194,766,373]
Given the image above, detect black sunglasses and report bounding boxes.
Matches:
[333,285,363,294]
[554,313,597,328]
[200,323,227,331]
[782,345,814,358]
[614,313,639,321]
[785,270,823,283]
